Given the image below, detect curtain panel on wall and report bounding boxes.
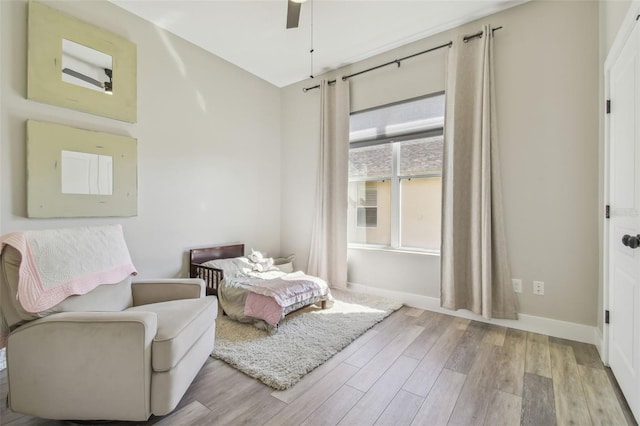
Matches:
[441,25,517,319]
[307,79,350,289]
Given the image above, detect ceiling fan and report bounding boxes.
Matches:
[286,0,306,29]
[62,67,113,93]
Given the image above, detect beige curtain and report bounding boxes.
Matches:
[441,25,517,319]
[307,79,350,289]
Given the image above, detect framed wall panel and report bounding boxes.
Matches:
[27,120,137,218]
[27,1,137,122]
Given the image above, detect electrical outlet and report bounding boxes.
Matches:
[512,279,522,293]
[533,281,545,295]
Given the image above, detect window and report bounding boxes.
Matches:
[356,182,379,228]
[347,93,444,251]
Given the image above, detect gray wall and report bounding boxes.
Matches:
[281,0,601,326]
[0,0,282,278]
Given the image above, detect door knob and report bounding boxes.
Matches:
[622,234,640,249]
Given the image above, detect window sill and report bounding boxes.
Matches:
[348,244,440,257]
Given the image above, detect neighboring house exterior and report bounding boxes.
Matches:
[348,136,443,250]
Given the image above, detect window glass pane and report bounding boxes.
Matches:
[357,184,378,208]
[349,144,392,179]
[350,94,445,143]
[356,207,377,228]
[400,177,441,250]
[348,181,390,245]
[399,136,443,177]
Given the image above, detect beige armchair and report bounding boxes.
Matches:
[0,245,218,421]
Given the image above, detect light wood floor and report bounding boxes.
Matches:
[1,306,636,426]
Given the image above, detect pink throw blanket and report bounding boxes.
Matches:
[0,225,137,313]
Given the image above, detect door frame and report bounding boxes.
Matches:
[603,0,640,366]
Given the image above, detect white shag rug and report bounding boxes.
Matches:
[212,289,402,390]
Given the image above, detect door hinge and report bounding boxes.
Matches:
[606,205,610,219]
[605,310,610,324]
[606,99,611,114]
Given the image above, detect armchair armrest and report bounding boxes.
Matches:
[132,278,206,306]
[7,311,157,421]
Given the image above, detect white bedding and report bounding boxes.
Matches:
[203,256,333,330]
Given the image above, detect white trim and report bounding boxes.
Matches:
[348,282,597,345]
[390,143,400,249]
[594,327,608,366]
[602,0,640,366]
[348,245,440,257]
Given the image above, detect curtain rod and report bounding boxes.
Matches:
[463,26,502,42]
[302,26,503,93]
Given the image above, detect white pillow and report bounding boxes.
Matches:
[275,262,294,273]
[273,254,296,273]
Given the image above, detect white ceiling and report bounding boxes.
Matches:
[110,0,525,88]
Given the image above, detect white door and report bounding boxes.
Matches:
[608,19,640,422]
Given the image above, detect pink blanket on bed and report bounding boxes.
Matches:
[242,273,329,326]
[244,293,284,326]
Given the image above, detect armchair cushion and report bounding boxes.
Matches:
[53,277,132,312]
[132,279,205,306]
[128,296,217,372]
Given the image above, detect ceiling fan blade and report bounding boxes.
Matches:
[62,68,104,89]
[286,0,301,29]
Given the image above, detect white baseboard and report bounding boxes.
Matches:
[347,282,597,345]
[594,327,609,366]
